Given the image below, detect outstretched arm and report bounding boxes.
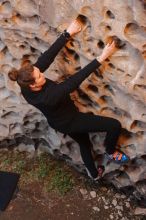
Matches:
[34,31,70,73]
[50,59,101,99]
[34,20,82,73]
[46,41,117,105]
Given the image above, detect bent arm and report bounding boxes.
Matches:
[34,31,70,73]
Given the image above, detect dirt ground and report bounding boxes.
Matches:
[0,150,145,220]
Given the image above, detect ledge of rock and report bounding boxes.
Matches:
[0,0,146,201]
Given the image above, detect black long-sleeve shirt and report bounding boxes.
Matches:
[21,32,101,131]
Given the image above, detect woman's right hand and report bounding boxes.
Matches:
[97,41,117,63]
[66,20,82,37]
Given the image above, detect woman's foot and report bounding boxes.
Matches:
[106,150,129,164]
[85,165,105,181]
[93,165,105,181]
[97,165,105,178]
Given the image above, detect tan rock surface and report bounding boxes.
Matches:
[0,0,146,197]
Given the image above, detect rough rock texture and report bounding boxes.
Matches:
[0,0,146,200]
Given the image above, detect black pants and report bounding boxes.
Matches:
[59,112,122,179]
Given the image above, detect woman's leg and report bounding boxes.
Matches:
[67,112,122,155]
[67,132,98,179]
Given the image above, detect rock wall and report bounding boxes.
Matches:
[0,0,146,199]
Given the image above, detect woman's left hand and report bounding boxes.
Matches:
[66,20,82,36]
[97,41,117,63]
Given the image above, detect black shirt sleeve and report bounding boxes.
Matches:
[43,59,101,106]
[34,31,70,73]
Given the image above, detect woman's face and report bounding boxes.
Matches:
[30,66,46,90]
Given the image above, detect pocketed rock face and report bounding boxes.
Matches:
[0,0,146,199]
